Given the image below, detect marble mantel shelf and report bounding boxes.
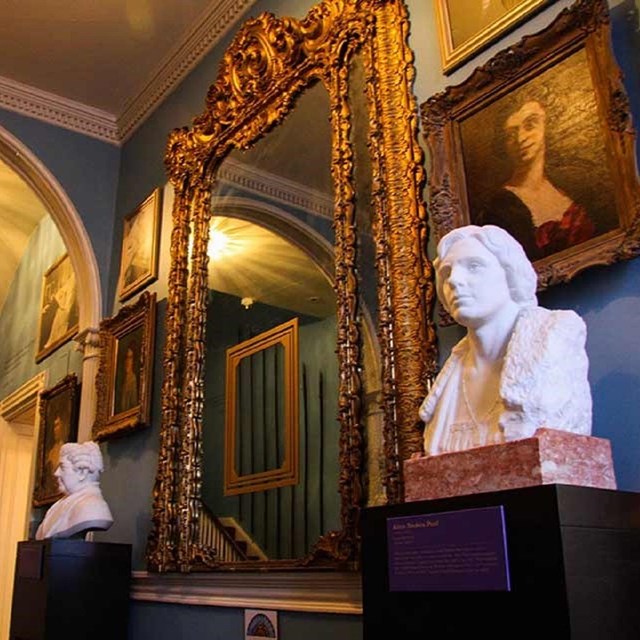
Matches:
[130,570,363,614]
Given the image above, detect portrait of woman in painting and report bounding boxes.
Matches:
[461,52,619,263]
[37,254,79,361]
[37,377,79,504]
[479,93,596,260]
[113,330,142,415]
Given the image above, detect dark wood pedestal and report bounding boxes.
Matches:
[361,484,640,639]
[9,539,131,640]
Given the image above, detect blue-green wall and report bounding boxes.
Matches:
[129,602,363,640]
[1,0,639,638]
[0,216,83,398]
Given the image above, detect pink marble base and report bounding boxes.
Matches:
[404,428,616,502]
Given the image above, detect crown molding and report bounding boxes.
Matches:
[218,158,334,220]
[117,0,257,142]
[131,571,363,614]
[0,76,119,144]
[0,0,256,146]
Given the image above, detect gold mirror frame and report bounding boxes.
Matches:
[147,0,438,573]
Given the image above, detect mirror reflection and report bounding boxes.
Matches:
[201,82,344,562]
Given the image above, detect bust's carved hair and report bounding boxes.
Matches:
[60,441,104,476]
[435,224,538,314]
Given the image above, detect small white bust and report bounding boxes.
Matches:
[420,225,592,456]
[35,441,113,540]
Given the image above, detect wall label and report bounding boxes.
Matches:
[386,505,510,591]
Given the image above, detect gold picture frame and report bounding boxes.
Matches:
[224,318,299,496]
[35,253,79,363]
[92,292,156,441]
[434,0,552,73]
[422,0,640,309]
[33,374,80,506]
[118,188,162,302]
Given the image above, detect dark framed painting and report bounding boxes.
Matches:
[33,374,80,506]
[118,187,162,302]
[434,0,552,73]
[35,253,79,363]
[92,292,156,441]
[422,0,640,311]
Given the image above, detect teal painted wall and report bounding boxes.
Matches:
[0,216,83,398]
[129,602,363,640]
[2,0,638,638]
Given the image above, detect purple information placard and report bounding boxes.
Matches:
[387,506,510,592]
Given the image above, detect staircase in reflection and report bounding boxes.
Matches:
[199,504,267,562]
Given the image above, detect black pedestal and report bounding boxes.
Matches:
[361,484,640,639]
[9,539,131,640]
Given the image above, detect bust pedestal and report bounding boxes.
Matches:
[404,428,616,502]
[9,539,131,640]
[361,484,640,639]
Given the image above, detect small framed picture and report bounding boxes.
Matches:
[434,0,552,73]
[35,253,79,363]
[118,188,162,302]
[422,0,640,301]
[33,374,80,506]
[92,292,156,441]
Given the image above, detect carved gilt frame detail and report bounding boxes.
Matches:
[147,0,437,573]
[422,0,640,309]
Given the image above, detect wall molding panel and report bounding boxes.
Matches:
[131,571,363,614]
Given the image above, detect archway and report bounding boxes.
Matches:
[0,124,102,440]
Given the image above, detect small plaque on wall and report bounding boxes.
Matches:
[386,506,511,591]
[245,609,278,640]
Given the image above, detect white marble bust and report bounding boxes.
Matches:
[35,441,113,540]
[419,225,592,456]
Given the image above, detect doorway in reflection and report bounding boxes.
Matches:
[201,215,339,560]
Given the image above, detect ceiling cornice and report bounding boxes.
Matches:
[0,76,120,144]
[0,0,256,146]
[218,157,334,220]
[117,0,256,142]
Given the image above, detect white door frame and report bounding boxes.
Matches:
[0,372,47,640]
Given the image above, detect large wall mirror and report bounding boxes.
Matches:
[147,0,438,572]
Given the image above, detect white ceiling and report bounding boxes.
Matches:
[0,0,220,115]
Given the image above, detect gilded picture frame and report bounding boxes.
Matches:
[224,318,299,496]
[422,0,640,310]
[33,374,80,506]
[434,0,552,74]
[35,253,79,363]
[118,188,162,302]
[92,292,156,441]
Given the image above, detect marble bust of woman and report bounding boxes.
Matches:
[419,225,592,456]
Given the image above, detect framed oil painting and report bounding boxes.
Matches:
[434,0,552,73]
[422,0,640,315]
[118,187,162,302]
[33,374,80,506]
[35,253,79,363]
[92,292,156,441]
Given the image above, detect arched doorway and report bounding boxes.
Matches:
[0,124,102,440]
[0,125,103,640]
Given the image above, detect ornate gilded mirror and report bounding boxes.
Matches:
[147,0,438,572]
